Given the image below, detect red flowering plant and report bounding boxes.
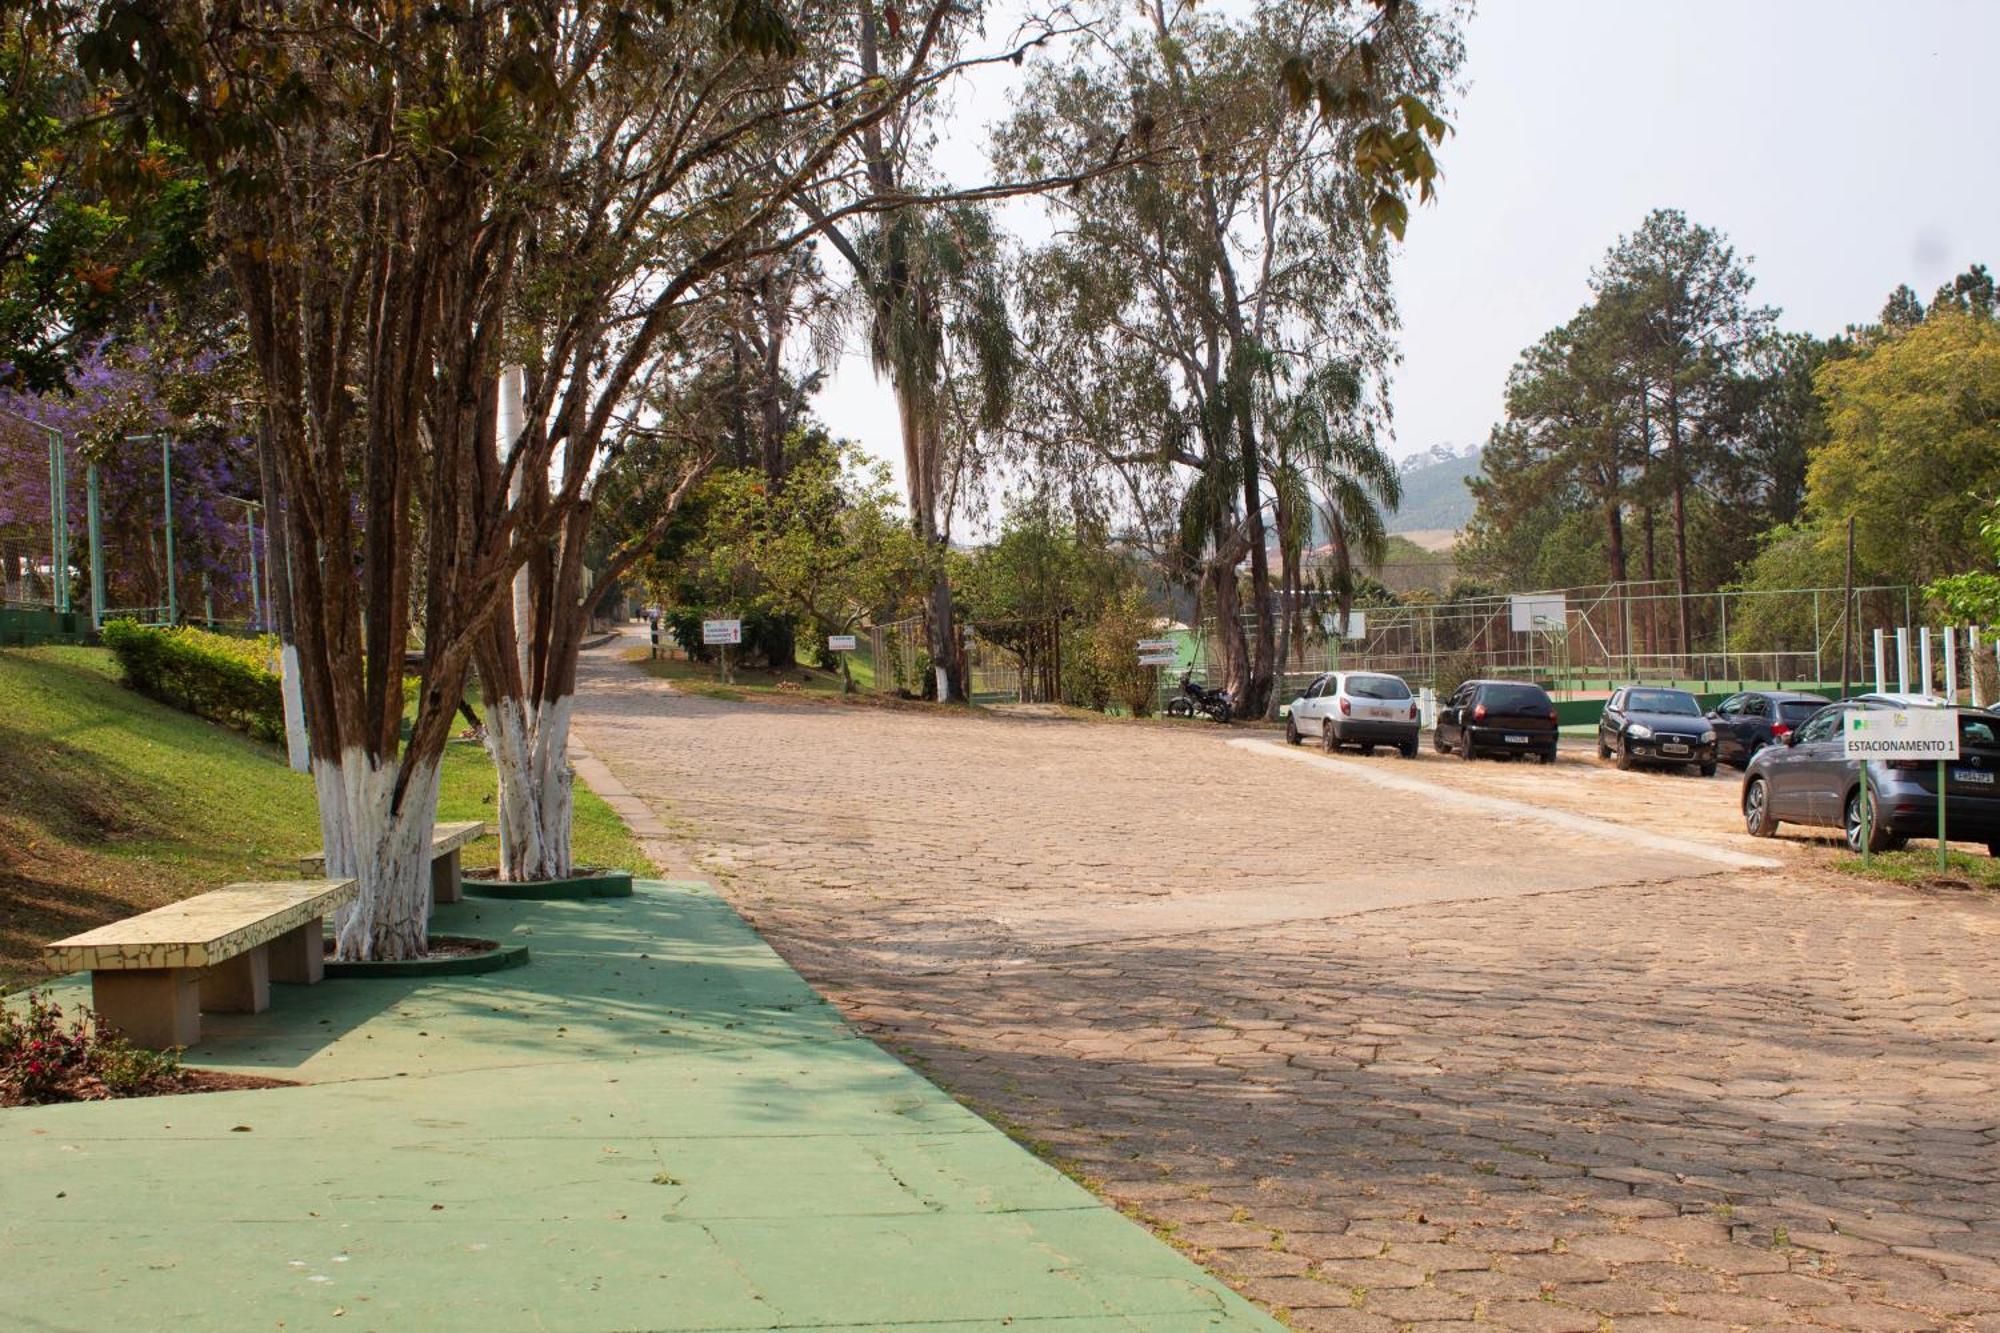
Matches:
[0,990,183,1105]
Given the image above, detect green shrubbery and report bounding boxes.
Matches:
[101,620,284,741]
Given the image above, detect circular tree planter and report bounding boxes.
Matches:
[321,935,529,979]
[463,868,634,901]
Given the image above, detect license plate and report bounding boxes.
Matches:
[1661,743,1689,755]
[1955,768,1994,785]
[1505,733,1529,744]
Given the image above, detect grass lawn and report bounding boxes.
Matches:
[0,645,651,984]
[1835,846,2000,895]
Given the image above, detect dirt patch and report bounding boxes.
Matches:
[2,1067,295,1108]
[322,934,498,961]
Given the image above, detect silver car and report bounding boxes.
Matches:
[1286,671,1420,757]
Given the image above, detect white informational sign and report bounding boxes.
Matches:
[701,618,743,646]
[1135,639,1176,654]
[827,634,858,652]
[1137,653,1179,666]
[1320,611,1366,640]
[1509,594,1567,633]
[1844,706,1959,760]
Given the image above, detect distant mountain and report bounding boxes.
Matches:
[1389,444,1481,535]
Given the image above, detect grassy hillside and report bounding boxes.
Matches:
[0,646,651,982]
[1390,446,1482,533]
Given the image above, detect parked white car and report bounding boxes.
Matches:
[1286,671,1420,757]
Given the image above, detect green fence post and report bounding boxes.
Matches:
[161,434,177,625]
[1939,760,1949,875]
[47,428,68,614]
[87,462,105,631]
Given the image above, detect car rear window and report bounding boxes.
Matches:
[1625,689,1700,716]
[1778,700,1826,724]
[1345,674,1411,701]
[1478,683,1551,711]
[1964,716,2000,748]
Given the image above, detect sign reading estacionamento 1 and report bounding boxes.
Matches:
[827,634,858,652]
[701,618,743,646]
[1843,707,1959,760]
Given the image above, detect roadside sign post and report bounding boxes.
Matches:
[703,617,742,684]
[1843,706,1959,870]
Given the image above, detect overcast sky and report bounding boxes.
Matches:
[813,0,2000,504]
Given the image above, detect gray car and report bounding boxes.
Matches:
[1741,700,2000,853]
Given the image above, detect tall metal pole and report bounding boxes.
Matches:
[87,463,105,631]
[245,503,261,630]
[1839,518,1855,699]
[161,434,177,624]
[47,428,69,614]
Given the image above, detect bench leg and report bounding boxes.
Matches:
[268,917,325,985]
[431,847,463,906]
[92,969,201,1051]
[199,944,271,1015]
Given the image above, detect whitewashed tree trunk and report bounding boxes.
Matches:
[279,642,310,773]
[315,751,441,960]
[483,693,575,881]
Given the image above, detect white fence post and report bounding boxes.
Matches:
[1919,628,1934,698]
[1945,627,1959,703]
[1896,627,1911,694]
[1874,628,1887,695]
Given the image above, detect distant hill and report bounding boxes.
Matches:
[1389,444,1481,535]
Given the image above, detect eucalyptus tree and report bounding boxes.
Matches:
[1001,0,1461,714]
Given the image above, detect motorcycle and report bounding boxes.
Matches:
[1165,671,1233,723]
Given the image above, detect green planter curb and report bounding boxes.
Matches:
[464,869,635,900]
[323,940,530,979]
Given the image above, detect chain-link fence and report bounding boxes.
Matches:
[0,418,269,635]
[1187,579,1919,704]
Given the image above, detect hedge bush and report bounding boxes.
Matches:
[102,620,285,741]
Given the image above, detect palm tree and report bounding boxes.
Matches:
[1260,359,1400,719]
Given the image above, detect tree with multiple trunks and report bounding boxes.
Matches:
[83,0,1142,934]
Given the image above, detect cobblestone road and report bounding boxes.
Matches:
[577,641,2000,1332]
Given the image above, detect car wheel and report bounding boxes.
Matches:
[1988,840,2000,858]
[1320,722,1338,754]
[1700,762,1717,778]
[1360,743,1375,757]
[1743,777,1778,837]
[1433,730,1449,753]
[1615,740,1634,772]
[1539,748,1556,765]
[1844,789,1895,854]
[1458,730,1474,761]
[1400,740,1417,759]
[1597,737,1611,760]
[1285,716,1301,746]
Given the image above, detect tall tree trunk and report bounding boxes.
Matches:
[1604,499,1627,656]
[1666,387,1691,658]
[1237,415,1274,718]
[255,416,310,773]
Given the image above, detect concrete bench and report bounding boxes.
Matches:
[45,879,357,1051]
[299,820,487,906]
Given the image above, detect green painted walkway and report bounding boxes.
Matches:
[2,883,1274,1331]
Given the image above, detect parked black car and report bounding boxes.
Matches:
[1742,702,2000,853]
[1434,679,1559,762]
[1706,690,1831,768]
[1596,686,1718,776]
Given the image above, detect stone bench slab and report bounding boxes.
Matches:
[45,879,358,973]
[298,819,487,874]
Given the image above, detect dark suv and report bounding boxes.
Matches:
[1434,680,1559,763]
[1742,702,2000,853]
